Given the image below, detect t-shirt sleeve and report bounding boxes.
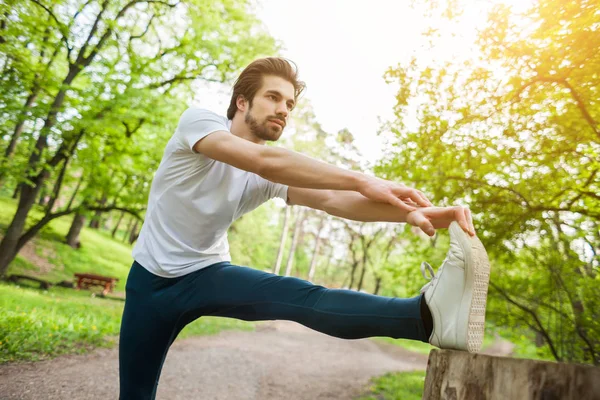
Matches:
[236,175,290,218]
[253,175,289,204]
[264,179,289,203]
[175,108,229,152]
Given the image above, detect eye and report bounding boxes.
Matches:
[268,95,277,101]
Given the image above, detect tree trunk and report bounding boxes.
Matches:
[273,206,290,274]
[307,217,325,282]
[357,229,383,292]
[128,219,139,245]
[373,276,382,295]
[66,212,86,249]
[0,172,48,276]
[122,216,135,243]
[0,91,39,188]
[357,259,368,292]
[37,183,48,207]
[112,211,125,238]
[89,193,107,229]
[423,349,600,399]
[535,331,545,347]
[321,246,334,285]
[348,261,359,290]
[284,208,304,277]
[66,173,84,210]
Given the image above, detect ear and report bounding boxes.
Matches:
[236,95,248,113]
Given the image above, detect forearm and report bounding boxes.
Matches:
[259,146,368,191]
[323,190,410,223]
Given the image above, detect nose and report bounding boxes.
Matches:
[275,101,289,119]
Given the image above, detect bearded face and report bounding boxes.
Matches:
[239,75,294,143]
[244,103,286,142]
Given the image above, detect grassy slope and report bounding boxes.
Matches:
[0,196,253,363]
[0,196,133,290]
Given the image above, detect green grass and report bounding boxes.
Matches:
[0,196,254,363]
[0,282,254,363]
[358,370,426,400]
[0,283,123,363]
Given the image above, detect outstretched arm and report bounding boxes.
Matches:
[194,130,432,212]
[287,187,475,237]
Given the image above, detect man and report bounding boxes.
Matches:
[119,57,490,399]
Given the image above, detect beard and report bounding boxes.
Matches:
[244,107,284,142]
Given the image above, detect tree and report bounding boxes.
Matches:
[379,0,599,364]
[0,0,278,275]
[273,206,290,274]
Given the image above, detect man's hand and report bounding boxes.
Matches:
[406,206,475,237]
[359,177,434,212]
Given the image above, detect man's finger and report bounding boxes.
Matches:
[455,206,472,236]
[405,189,430,208]
[417,190,434,207]
[466,208,475,235]
[410,211,436,236]
[389,195,416,212]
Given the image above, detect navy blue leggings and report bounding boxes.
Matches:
[119,261,427,399]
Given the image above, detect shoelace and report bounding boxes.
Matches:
[420,261,436,294]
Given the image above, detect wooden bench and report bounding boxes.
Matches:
[7,274,52,290]
[74,273,119,296]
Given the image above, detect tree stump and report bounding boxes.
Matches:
[423,349,600,400]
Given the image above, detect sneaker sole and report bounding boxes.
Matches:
[452,223,491,353]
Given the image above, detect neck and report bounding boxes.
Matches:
[230,114,265,145]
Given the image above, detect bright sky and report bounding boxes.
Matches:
[194,0,526,164]
[255,0,422,164]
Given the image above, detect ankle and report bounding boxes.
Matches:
[420,293,433,339]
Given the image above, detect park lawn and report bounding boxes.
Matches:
[0,196,255,363]
[0,283,254,363]
[358,370,426,400]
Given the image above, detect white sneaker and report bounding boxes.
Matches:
[420,221,491,352]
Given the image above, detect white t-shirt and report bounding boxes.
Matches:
[132,108,289,277]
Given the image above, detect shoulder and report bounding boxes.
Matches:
[179,107,228,126]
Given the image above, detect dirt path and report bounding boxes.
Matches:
[0,321,429,400]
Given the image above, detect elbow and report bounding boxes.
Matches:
[255,146,279,179]
[321,190,338,215]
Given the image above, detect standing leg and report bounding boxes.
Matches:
[119,262,183,400]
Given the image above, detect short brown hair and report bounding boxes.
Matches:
[227,57,306,120]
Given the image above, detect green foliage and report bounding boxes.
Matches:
[380,0,600,364]
[0,0,280,274]
[358,370,426,400]
[228,203,283,271]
